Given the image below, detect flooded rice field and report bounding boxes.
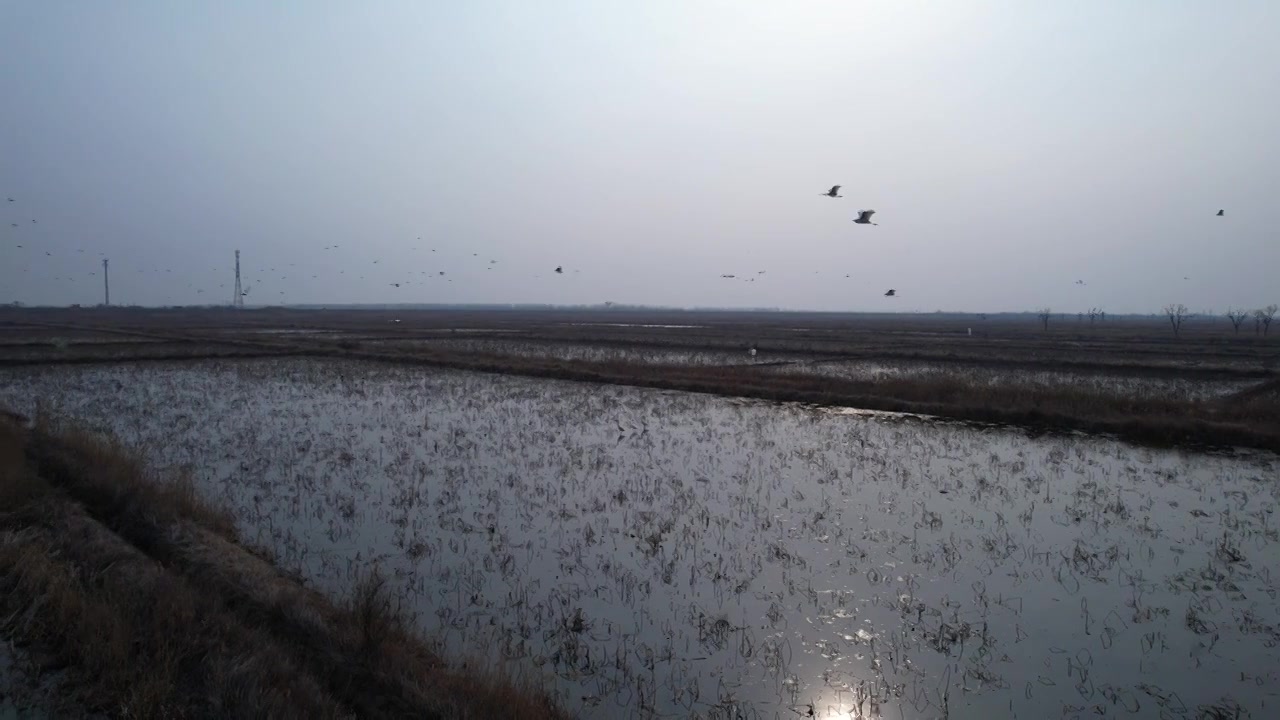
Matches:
[377,337,780,366]
[766,360,1260,402]
[2,358,1278,719]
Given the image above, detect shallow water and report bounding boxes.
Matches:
[766,360,1259,402]
[3,359,1277,719]
[380,337,773,366]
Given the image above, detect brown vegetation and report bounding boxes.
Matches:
[2,306,1278,452]
[0,415,567,719]
[327,347,1279,452]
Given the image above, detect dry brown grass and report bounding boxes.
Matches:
[0,511,346,718]
[0,415,570,719]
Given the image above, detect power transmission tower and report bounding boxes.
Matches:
[103,258,110,306]
[233,249,243,308]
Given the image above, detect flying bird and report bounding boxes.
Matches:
[884,289,896,297]
[853,210,878,225]
[1075,280,1086,285]
[1216,209,1224,216]
[821,185,842,198]
[555,266,563,274]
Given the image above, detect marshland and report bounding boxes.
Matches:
[5,3,1280,717]
[1,308,1277,718]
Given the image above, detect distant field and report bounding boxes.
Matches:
[2,306,1276,451]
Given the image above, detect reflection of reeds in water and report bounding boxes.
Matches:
[0,415,567,718]
[0,358,1276,718]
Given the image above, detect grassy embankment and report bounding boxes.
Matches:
[0,412,567,719]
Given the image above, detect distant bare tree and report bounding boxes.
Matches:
[1037,307,1051,331]
[1256,304,1277,336]
[1225,307,1250,334]
[1164,303,1191,337]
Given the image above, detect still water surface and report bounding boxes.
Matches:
[3,359,1276,719]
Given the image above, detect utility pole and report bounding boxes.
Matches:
[233,249,243,308]
[103,258,110,306]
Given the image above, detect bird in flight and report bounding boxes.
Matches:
[884,289,896,297]
[853,210,878,225]
[1075,280,1086,286]
[1216,209,1225,216]
[555,266,563,274]
[821,185,842,198]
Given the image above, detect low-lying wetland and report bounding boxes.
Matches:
[3,357,1276,718]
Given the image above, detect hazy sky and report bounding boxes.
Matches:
[2,2,1278,313]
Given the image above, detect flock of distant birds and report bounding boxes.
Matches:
[814,188,1223,297]
[814,188,896,297]
[820,186,895,295]
[4,190,1227,304]
[3,193,584,301]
